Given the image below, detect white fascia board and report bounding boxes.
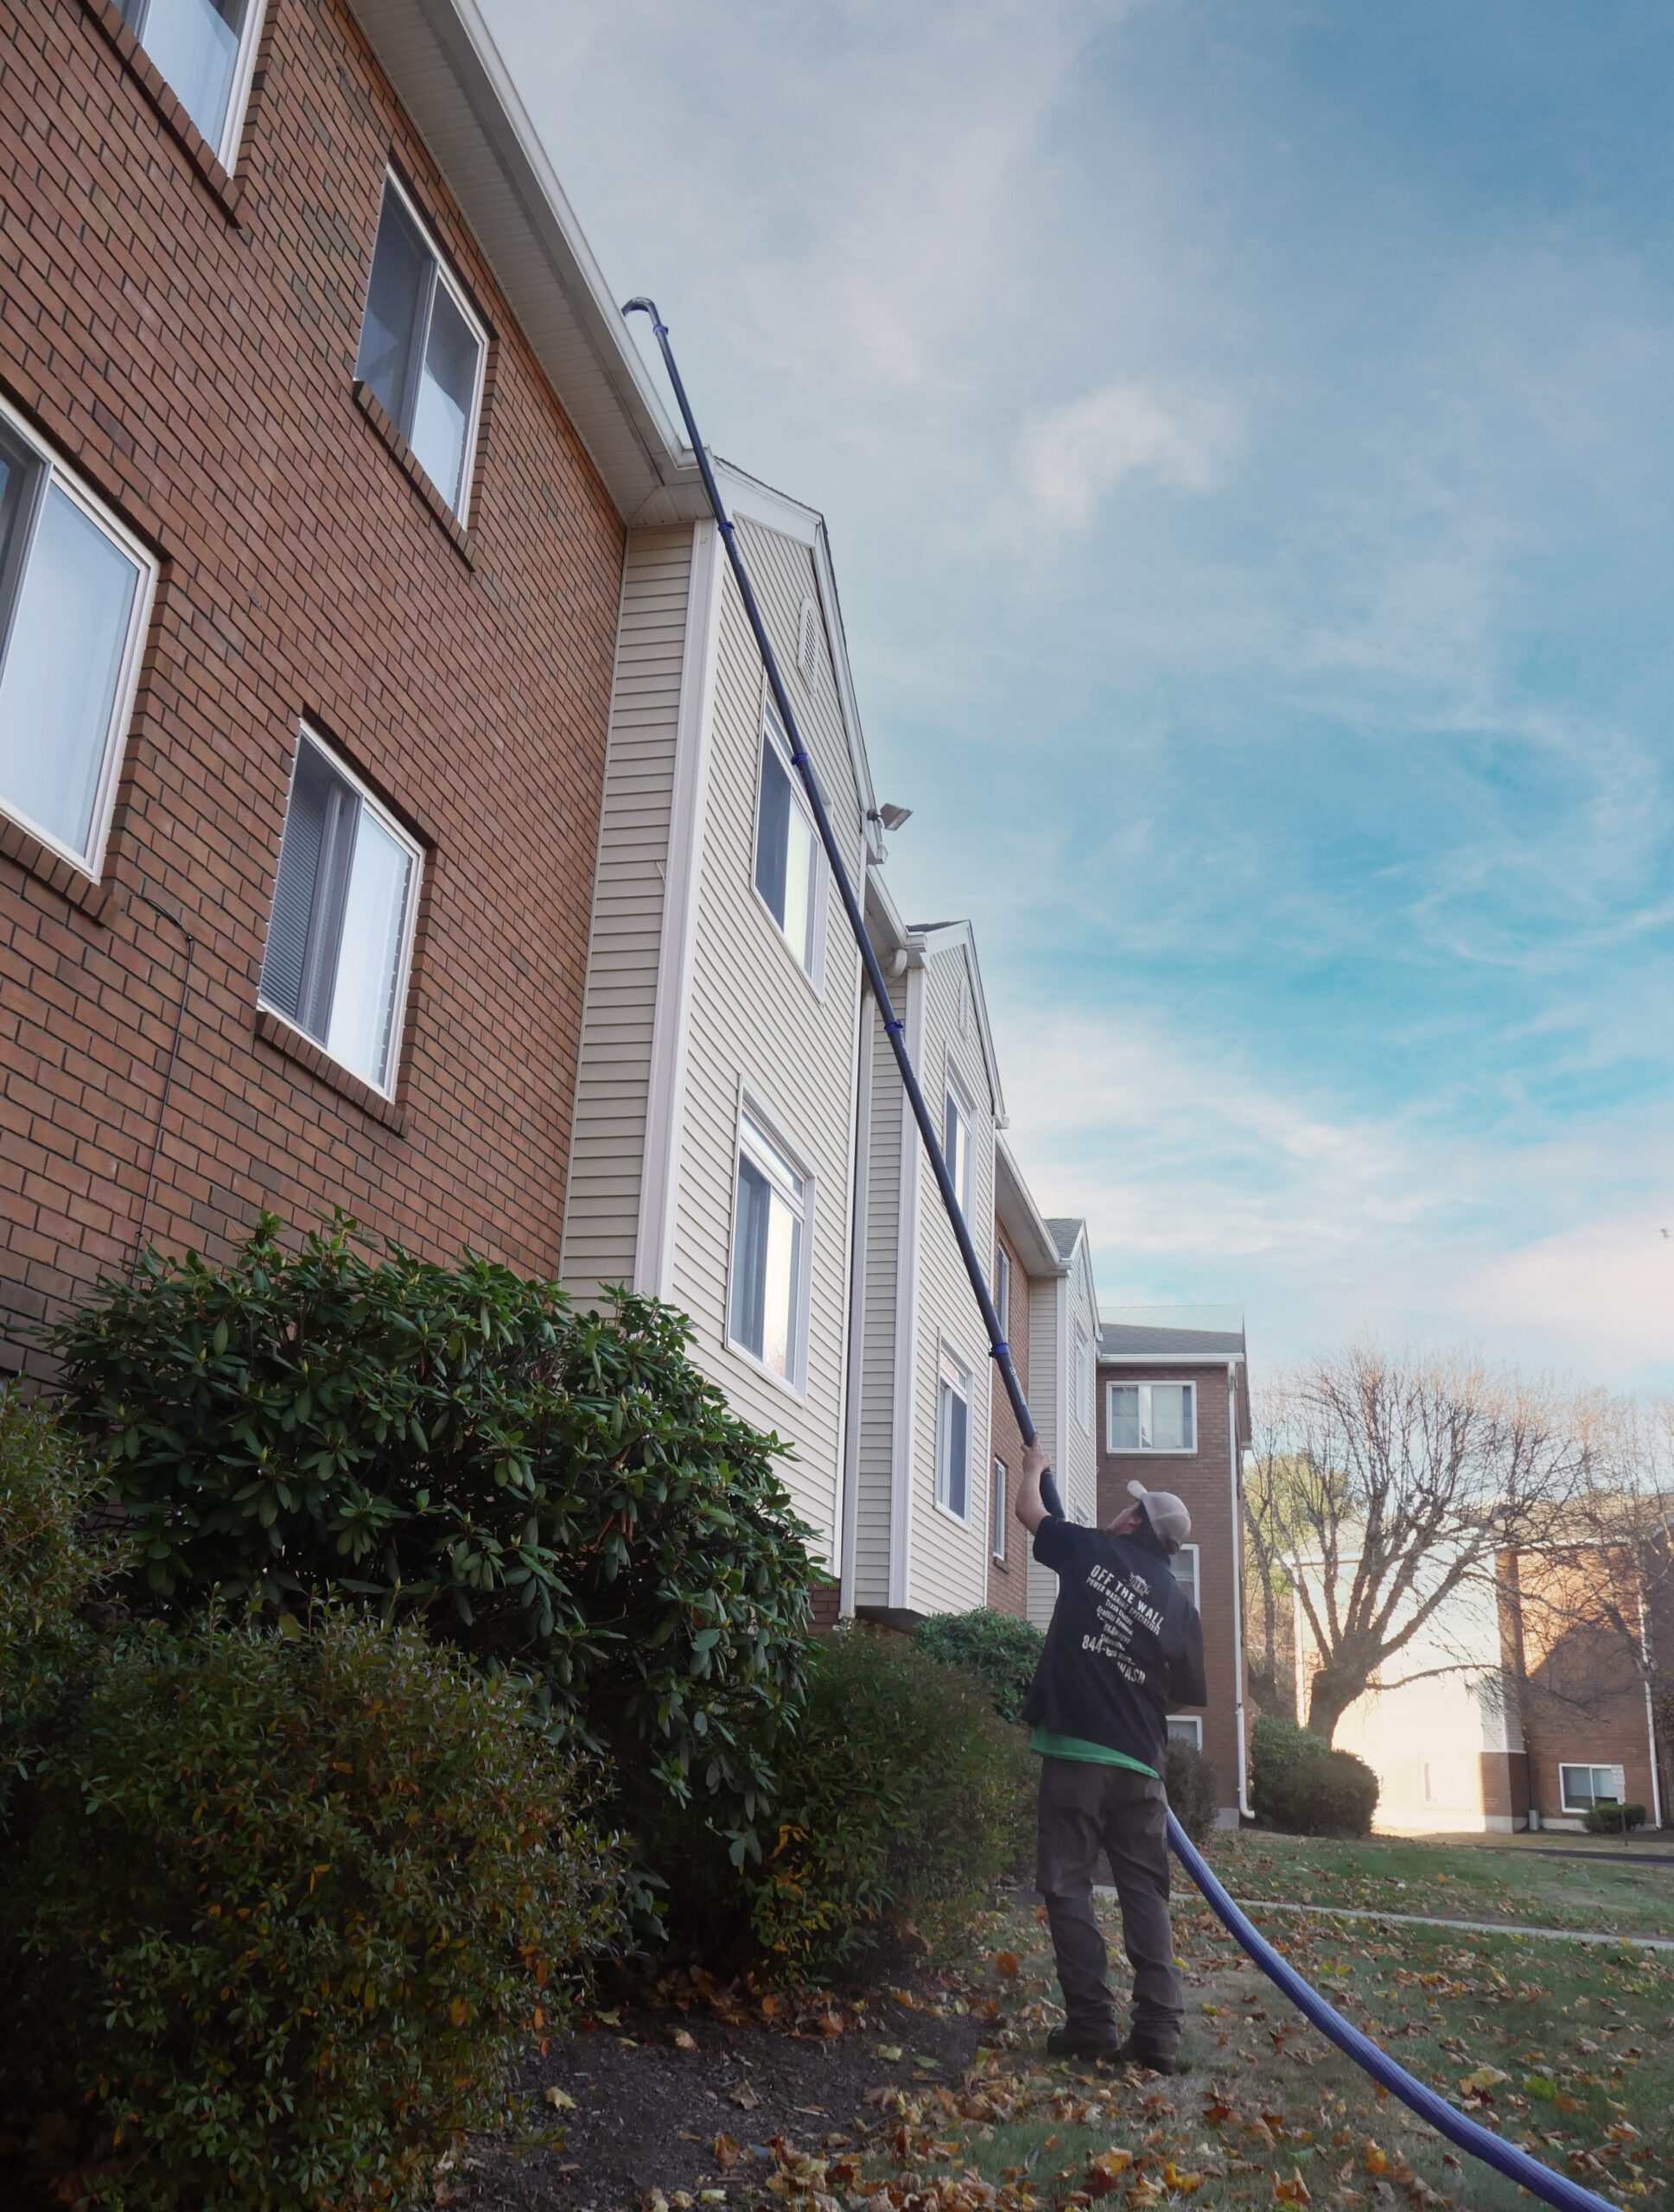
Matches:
[343,0,709,524]
[994,1135,1066,1279]
[864,868,913,961]
[715,461,880,861]
[1098,1352,1245,1369]
[913,922,1007,1126]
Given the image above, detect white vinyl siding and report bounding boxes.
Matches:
[0,398,157,877]
[665,513,862,1552]
[115,0,265,169]
[355,175,487,518]
[1108,1379,1197,1453]
[853,988,907,1608]
[560,528,694,1305]
[1073,1324,1092,1432]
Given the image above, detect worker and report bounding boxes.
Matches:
[1015,1440,1207,2072]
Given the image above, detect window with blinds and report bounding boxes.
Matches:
[1107,1380,1197,1453]
[0,397,156,877]
[355,176,487,518]
[259,729,420,1096]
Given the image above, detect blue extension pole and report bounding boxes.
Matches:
[623,300,1617,2212]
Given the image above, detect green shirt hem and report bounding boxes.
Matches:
[1029,1726,1158,1779]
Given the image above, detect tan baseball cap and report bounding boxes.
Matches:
[1126,1479,1191,1551]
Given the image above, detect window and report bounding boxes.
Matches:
[944,1076,972,1224]
[258,729,421,1096]
[116,0,264,169]
[1107,1380,1197,1453]
[728,1108,808,1387]
[753,710,822,977]
[355,176,487,518]
[797,596,820,692]
[936,1347,971,1520]
[1166,1714,1202,1747]
[0,402,156,876]
[991,1459,1007,1561]
[1074,1326,1092,1431]
[995,1243,1011,1338]
[1170,1543,1200,1610]
[1559,1763,1626,1813]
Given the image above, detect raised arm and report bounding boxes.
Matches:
[1015,1440,1053,1534]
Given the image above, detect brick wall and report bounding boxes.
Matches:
[985,1221,1031,1618]
[1097,1361,1246,1810]
[1,0,625,1363]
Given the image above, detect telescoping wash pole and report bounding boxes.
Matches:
[622,299,1619,2212]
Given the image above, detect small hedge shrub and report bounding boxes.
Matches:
[1252,1713,1378,1837]
[1,1610,624,2211]
[0,1387,124,1737]
[916,1608,1044,1723]
[1164,1734,1221,1845]
[50,1215,817,1849]
[655,1627,1034,1974]
[1582,1801,1646,1834]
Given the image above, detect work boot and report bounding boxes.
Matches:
[1109,2033,1181,2075]
[1045,2024,1123,2061]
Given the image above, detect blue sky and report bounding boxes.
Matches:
[483,0,1674,1388]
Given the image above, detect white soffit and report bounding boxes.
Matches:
[345,0,710,524]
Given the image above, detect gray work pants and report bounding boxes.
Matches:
[1034,1756,1183,2050]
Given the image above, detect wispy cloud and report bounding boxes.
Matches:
[1020,383,1237,524]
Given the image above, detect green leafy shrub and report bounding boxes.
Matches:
[916,1607,1044,1723]
[0,1387,125,1776]
[1164,1734,1221,1845]
[1582,1800,1646,1834]
[734,1626,1034,1972]
[1,1609,623,2210]
[49,1216,817,1846]
[1251,1711,1378,1837]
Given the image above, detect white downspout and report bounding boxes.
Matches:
[1228,1361,1252,1820]
[1640,1593,1664,1830]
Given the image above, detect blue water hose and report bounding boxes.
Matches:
[1167,1810,1619,2212]
[623,297,1616,2212]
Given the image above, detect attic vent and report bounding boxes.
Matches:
[958,974,973,1038]
[797,597,820,693]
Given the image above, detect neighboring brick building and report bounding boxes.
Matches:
[0,0,710,1365]
[1097,1308,1252,1825]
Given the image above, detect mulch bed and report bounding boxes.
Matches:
[467,1949,1034,2212]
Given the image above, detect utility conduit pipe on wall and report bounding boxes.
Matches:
[624,300,1618,2212]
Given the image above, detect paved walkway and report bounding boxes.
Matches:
[1225,1894,1674,1952]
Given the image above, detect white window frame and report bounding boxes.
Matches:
[356,172,489,521]
[934,1339,974,1523]
[994,1241,1011,1338]
[0,393,158,880]
[749,702,829,993]
[722,1086,816,1401]
[944,1064,974,1224]
[255,724,423,1102]
[117,0,268,173]
[1166,1714,1202,1748]
[991,1457,1007,1562]
[1074,1325,1092,1433]
[1170,1541,1200,1610]
[1559,1762,1626,1813]
[1105,1377,1199,1455]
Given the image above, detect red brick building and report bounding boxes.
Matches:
[1097,1309,1252,1824]
[0,0,706,1368]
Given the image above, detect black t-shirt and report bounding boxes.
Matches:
[1022,1517,1208,1774]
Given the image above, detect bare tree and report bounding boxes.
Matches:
[1242,1416,1303,1719]
[1249,1344,1586,1745]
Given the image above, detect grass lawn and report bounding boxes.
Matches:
[810,1836,1674,2211]
[1212,1830,1674,1941]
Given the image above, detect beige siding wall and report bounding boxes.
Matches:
[1025,1273,1064,1629]
[560,527,692,1307]
[852,991,904,1609]
[667,513,864,1558]
[1062,1234,1100,1526]
[905,939,996,1618]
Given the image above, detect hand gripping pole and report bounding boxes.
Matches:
[625,298,1616,2212]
